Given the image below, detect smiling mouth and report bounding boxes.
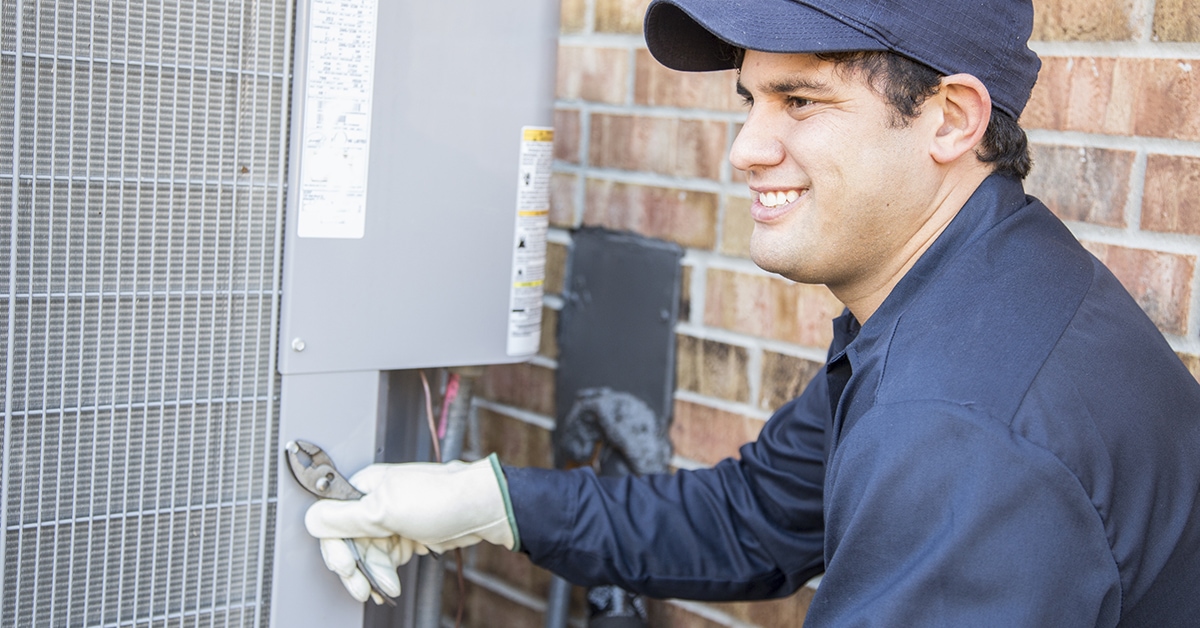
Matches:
[758,190,801,208]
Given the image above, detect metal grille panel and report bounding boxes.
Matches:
[1,1,293,625]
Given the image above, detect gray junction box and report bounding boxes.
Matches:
[277,0,559,375]
[270,0,560,626]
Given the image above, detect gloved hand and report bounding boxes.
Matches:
[305,453,520,603]
[318,535,414,604]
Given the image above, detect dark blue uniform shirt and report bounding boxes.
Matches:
[507,174,1200,627]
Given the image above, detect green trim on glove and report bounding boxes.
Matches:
[487,453,521,553]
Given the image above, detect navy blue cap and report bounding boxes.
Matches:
[644,0,1042,119]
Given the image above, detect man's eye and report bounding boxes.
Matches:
[739,94,754,108]
[787,97,814,110]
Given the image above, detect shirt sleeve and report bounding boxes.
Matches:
[807,399,1122,627]
[505,373,831,601]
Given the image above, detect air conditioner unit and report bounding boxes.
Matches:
[0,0,558,626]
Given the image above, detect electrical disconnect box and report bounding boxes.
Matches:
[270,1,560,626]
[277,0,558,375]
[0,0,556,625]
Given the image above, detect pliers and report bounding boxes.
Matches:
[285,439,398,606]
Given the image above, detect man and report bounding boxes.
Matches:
[306,0,1200,624]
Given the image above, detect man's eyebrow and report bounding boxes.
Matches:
[736,76,834,98]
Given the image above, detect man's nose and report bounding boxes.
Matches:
[729,112,786,174]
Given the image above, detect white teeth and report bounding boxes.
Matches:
[758,190,801,208]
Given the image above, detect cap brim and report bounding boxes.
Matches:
[645,0,889,72]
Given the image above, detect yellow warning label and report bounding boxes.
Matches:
[509,125,553,357]
[523,128,554,142]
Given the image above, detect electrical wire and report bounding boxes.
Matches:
[437,373,460,439]
[419,371,442,464]
[419,370,467,628]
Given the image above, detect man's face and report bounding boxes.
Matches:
[731,50,946,296]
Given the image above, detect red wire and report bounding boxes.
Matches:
[418,369,466,628]
[438,373,460,439]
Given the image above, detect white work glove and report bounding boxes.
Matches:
[318,535,415,604]
[305,453,519,603]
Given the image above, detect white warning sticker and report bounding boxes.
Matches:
[507,127,554,356]
[296,0,379,239]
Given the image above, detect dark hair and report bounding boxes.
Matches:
[736,49,1032,179]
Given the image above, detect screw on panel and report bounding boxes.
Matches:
[292,338,306,352]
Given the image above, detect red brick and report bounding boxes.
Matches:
[669,399,764,465]
[646,590,815,628]
[478,407,554,469]
[1024,57,1200,141]
[583,178,718,249]
[595,0,650,34]
[719,194,755,259]
[1083,242,1195,335]
[447,573,547,628]
[550,172,578,228]
[538,306,559,361]
[731,122,747,184]
[679,264,693,321]
[472,543,584,611]
[676,335,751,402]
[646,601,732,628]
[556,46,630,104]
[479,363,556,417]
[553,108,581,164]
[704,268,844,348]
[1154,0,1200,42]
[711,586,815,627]
[1177,353,1200,384]
[760,351,824,411]
[589,113,727,179]
[560,0,587,33]
[1031,0,1135,41]
[473,543,548,602]
[634,49,742,110]
[1131,59,1200,140]
[1142,154,1200,236]
[545,241,568,296]
[1023,57,1128,134]
[1025,143,1132,227]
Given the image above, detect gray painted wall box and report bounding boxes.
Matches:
[277,0,559,375]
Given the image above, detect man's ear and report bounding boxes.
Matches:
[928,73,991,165]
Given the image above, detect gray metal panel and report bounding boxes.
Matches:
[556,229,685,423]
[270,370,383,628]
[363,369,437,628]
[278,0,560,374]
[1,0,292,625]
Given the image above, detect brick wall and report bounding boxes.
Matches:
[461,1,1200,626]
[1023,0,1200,375]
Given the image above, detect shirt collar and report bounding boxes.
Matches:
[830,174,1030,362]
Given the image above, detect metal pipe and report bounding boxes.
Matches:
[544,576,573,628]
[414,367,481,628]
[441,368,481,462]
[413,555,444,628]
[545,389,666,628]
